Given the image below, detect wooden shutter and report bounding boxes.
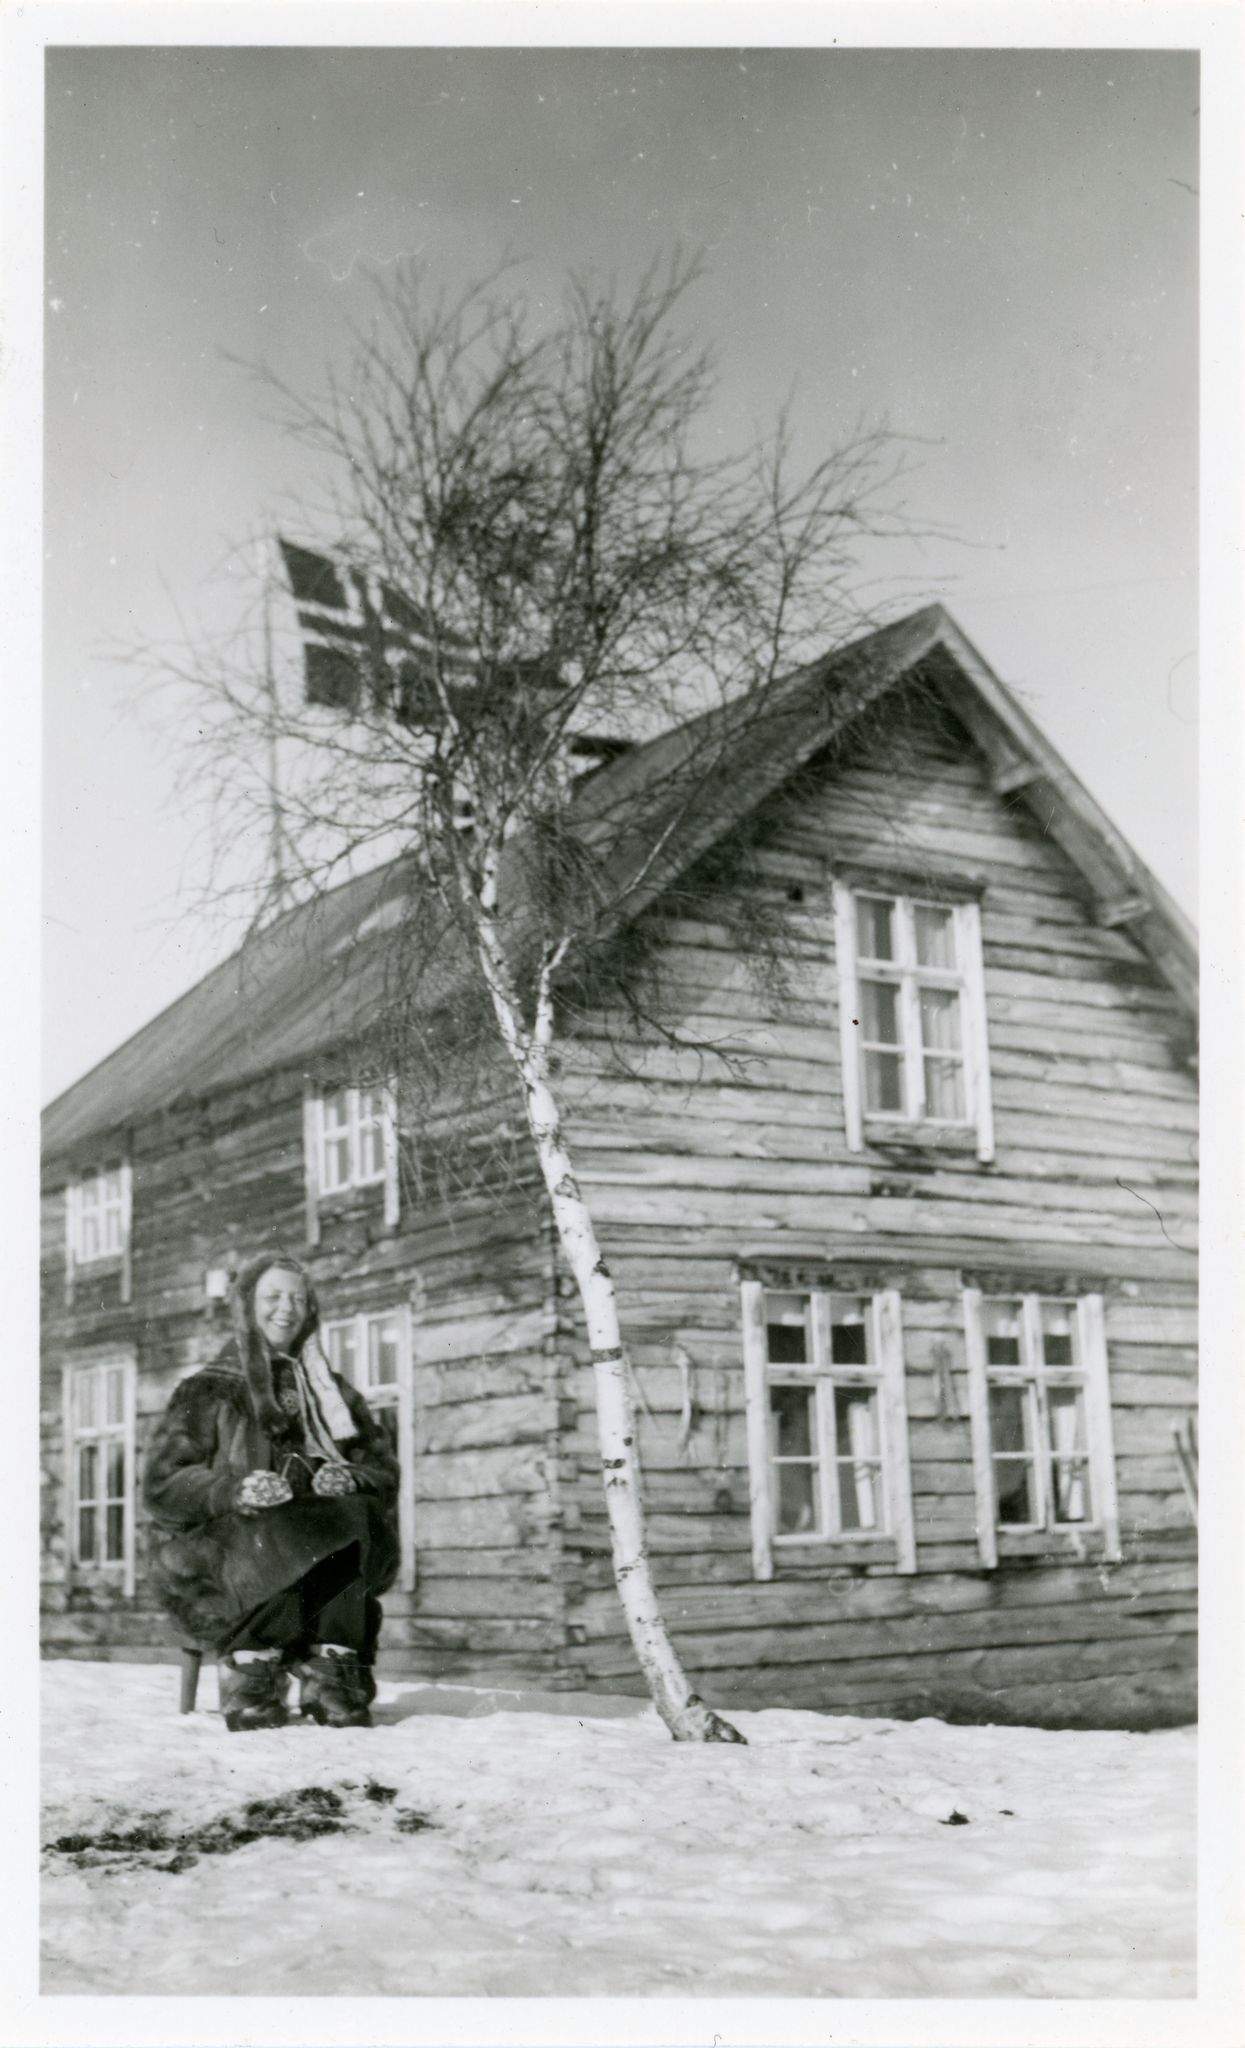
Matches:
[302,1085,322,1248]
[961,1287,998,1568]
[1078,1293,1122,1562]
[740,1280,774,1581]
[875,1290,917,1574]
[118,1160,134,1306]
[382,1083,401,1229]
[954,900,995,1163]
[832,881,864,1153]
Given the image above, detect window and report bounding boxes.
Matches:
[833,883,994,1161]
[303,1083,400,1244]
[75,1167,125,1260]
[963,1288,1121,1566]
[741,1280,915,1579]
[320,1086,389,1192]
[65,1161,133,1305]
[62,1356,136,1592]
[322,1306,415,1590]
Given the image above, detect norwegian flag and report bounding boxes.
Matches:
[278,539,475,720]
[278,538,631,786]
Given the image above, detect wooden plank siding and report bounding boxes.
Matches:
[40,1067,573,1684]
[39,685,1196,1726]
[552,708,1197,1727]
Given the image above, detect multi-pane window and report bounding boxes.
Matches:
[64,1358,135,1587]
[74,1167,126,1261]
[741,1281,915,1578]
[833,883,994,1160]
[304,1084,400,1243]
[983,1299,1090,1527]
[854,894,966,1119]
[322,1307,415,1589]
[963,1288,1120,1566]
[320,1087,390,1193]
[324,1308,403,1444]
[765,1293,885,1539]
[65,1162,134,1305]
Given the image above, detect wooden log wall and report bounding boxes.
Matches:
[40,685,1198,1725]
[40,1067,570,1686]
[552,693,1198,1727]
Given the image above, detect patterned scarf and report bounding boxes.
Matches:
[274,1331,357,1463]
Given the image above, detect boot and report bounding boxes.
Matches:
[298,1646,374,1729]
[219,1652,290,1732]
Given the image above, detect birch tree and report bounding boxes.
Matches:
[173,255,927,1742]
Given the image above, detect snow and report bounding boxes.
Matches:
[41,1660,1195,2000]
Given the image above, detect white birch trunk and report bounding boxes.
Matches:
[470,884,743,1743]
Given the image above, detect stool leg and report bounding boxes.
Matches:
[179,1648,202,1714]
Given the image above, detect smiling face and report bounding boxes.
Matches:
[253,1265,309,1352]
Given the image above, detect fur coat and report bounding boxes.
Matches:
[142,1256,401,1652]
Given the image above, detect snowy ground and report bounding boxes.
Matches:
[41,1660,1195,1999]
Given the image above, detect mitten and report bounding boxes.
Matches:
[312,1462,357,1498]
[236,1469,294,1514]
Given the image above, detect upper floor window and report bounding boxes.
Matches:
[832,882,994,1161]
[75,1166,125,1260]
[64,1161,133,1306]
[321,1085,389,1193]
[62,1355,137,1593]
[962,1287,1121,1566]
[740,1278,916,1580]
[303,1083,400,1244]
[322,1305,415,1591]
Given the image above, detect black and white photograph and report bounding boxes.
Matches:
[3,4,1242,2043]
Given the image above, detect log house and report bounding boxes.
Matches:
[40,608,1198,1726]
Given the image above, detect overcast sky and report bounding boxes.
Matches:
[42,43,1199,1103]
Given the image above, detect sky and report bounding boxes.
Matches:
[41,42,1200,1104]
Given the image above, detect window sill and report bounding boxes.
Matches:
[66,1569,134,1605]
[863,1120,981,1157]
[772,1536,899,1574]
[994,1527,1107,1564]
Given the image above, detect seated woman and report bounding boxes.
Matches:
[143,1250,400,1732]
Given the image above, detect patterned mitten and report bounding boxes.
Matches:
[236,1469,294,1514]
[312,1462,357,1498]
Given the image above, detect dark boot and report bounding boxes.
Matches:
[297,1647,373,1728]
[219,1654,290,1732]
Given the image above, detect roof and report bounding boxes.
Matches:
[42,604,1197,1165]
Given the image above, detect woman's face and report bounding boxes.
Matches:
[253,1265,309,1351]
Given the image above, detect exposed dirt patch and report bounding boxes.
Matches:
[45,1783,433,1875]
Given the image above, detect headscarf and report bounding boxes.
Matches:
[229,1250,357,1457]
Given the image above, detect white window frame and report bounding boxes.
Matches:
[322,1305,416,1591]
[741,1280,915,1580]
[833,882,994,1162]
[303,1082,400,1246]
[61,1354,137,1595]
[65,1161,133,1305]
[963,1287,1121,1567]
